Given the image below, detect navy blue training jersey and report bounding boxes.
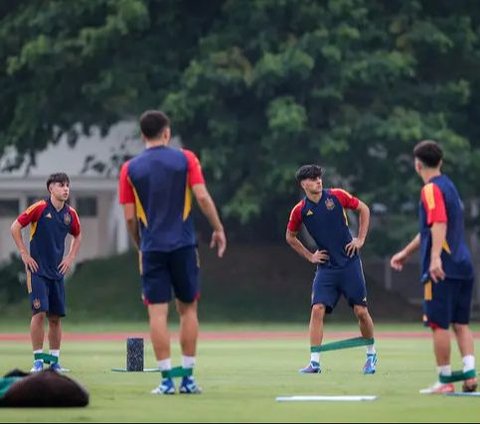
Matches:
[288,189,360,268]
[119,146,205,252]
[17,199,81,280]
[419,174,474,280]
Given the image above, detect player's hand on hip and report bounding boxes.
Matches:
[390,251,407,271]
[310,250,329,264]
[21,252,38,273]
[58,255,74,275]
[210,229,226,258]
[429,256,445,282]
[345,238,364,257]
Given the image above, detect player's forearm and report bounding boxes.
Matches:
[10,221,28,254]
[126,219,140,249]
[403,233,421,257]
[66,234,82,261]
[356,203,370,242]
[430,223,447,259]
[286,232,313,262]
[196,195,224,232]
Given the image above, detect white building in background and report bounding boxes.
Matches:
[0,121,143,263]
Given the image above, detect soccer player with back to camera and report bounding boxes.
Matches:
[11,173,82,373]
[390,140,477,394]
[118,110,226,395]
[286,165,378,375]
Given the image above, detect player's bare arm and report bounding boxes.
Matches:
[285,230,329,264]
[345,200,370,257]
[122,203,140,249]
[390,233,421,271]
[10,219,39,272]
[429,222,447,282]
[192,184,226,258]
[58,233,82,275]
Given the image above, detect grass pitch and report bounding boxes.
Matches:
[0,323,479,422]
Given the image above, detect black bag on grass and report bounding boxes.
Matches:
[0,369,89,407]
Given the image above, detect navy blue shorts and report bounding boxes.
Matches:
[311,258,368,313]
[140,246,200,304]
[423,277,474,330]
[28,273,65,317]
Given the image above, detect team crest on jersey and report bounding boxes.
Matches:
[325,198,335,210]
[63,213,71,225]
[33,298,41,310]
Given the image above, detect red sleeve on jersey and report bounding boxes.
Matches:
[68,207,81,237]
[118,161,135,204]
[329,188,360,210]
[183,149,205,187]
[287,200,305,232]
[16,201,47,227]
[421,183,447,225]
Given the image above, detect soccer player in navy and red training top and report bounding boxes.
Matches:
[118,110,226,395]
[286,164,377,375]
[391,140,477,394]
[10,173,81,373]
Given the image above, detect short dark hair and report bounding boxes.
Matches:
[413,140,443,168]
[139,110,170,139]
[295,164,323,183]
[46,173,70,190]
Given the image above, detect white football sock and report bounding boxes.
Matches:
[463,355,475,372]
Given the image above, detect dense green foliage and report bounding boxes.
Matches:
[1,0,480,249]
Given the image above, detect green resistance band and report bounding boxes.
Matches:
[439,369,476,384]
[34,353,59,364]
[311,337,375,353]
[161,366,193,379]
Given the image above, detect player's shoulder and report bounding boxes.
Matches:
[328,188,352,197]
[24,200,48,214]
[421,181,441,197]
[181,148,200,160]
[291,198,306,212]
[67,205,80,218]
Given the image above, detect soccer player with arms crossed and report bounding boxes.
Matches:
[11,173,81,373]
[391,140,477,394]
[286,164,378,374]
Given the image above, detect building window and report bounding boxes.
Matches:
[0,199,19,217]
[76,196,97,217]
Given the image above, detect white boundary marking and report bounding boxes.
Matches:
[444,392,480,397]
[276,395,378,402]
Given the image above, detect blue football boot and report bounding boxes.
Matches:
[30,359,44,373]
[363,353,377,374]
[299,361,321,374]
[179,376,202,394]
[151,378,176,395]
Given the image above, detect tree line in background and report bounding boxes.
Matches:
[1,0,480,254]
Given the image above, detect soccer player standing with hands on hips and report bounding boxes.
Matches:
[11,173,82,373]
[286,165,378,375]
[119,110,226,395]
[390,140,477,394]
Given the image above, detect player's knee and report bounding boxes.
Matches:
[32,312,46,323]
[48,316,61,326]
[311,304,326,318]
[176,300,198,317]
[353,305,370,321]
[452,322,468,334]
